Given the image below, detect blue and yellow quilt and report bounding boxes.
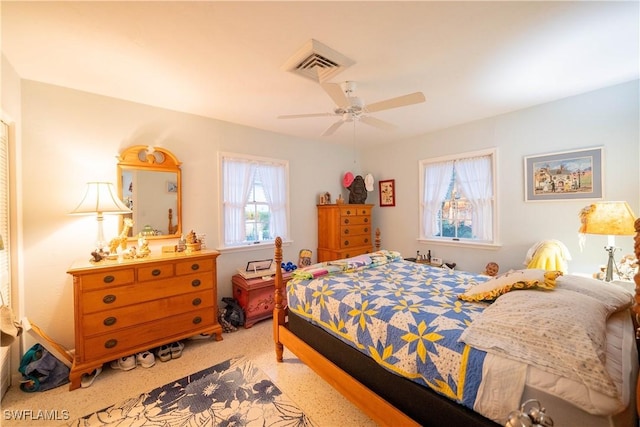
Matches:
[287,251,489,409]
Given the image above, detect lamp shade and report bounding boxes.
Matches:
[70,182,131,215]
[578,201,636,236]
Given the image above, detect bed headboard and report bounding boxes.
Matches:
[634,218,640,320]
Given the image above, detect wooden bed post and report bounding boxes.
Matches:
[273,236,285,362]
[375,227,381,250]
[633,219,640,413]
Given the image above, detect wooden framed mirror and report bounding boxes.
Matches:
[117,145,182,240]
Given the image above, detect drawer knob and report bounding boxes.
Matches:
[364,227,369,232]
[103,316,117,326]
[103,294,116,304]
[103,275,115,284]
[346,210,351,215]
[192,298,202,306]
[152,269,162,276]
[344,218,350,224]
[104,339,118,349]
[191,263,200,271]
[192,316,202,324]
[344,240,349,246]
[192,279,201,287]
[364,218,369,223]
[364,238,369,243]
[344,229,349,235]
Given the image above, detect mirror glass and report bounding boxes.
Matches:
[117,146,182,240]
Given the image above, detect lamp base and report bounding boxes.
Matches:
[604,245,619,282]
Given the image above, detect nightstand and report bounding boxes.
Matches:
[232,272,291,328]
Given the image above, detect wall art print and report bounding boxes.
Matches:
[524,147,603,202]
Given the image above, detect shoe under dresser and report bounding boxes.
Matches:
[66,249,223,390]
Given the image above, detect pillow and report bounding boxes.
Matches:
[557,274,633,312]
[459,269,562,302]
[460,286,630,398]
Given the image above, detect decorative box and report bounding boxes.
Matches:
[232,272,290,328]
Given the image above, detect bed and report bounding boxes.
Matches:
[272,224,640,426]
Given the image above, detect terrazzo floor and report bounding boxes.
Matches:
[1,320,377,426]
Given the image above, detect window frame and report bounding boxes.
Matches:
[218,152,290,251]
[418,148,499,249]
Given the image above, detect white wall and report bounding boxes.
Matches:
[19,80,358,348]
[362,80,640,275]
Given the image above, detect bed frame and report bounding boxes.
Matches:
[273,220,640,425]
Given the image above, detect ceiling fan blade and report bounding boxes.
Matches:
[321,82,349,107]
[278,112,334,119]
[360,116,397,131]
[322,120,345,136]
[365,92,426,113]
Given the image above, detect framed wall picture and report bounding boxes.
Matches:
[524,147,603,201]
[379,179,396,207]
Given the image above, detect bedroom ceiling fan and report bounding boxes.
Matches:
[278,81,426,136]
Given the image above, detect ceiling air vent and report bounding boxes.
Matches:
[282,39,354,83]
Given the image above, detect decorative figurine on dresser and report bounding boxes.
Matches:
[67,249,222,390]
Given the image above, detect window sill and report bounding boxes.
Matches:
[215,239,292,254]
[417,238,502,250]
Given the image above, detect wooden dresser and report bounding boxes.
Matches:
[67,250,222,390]
[317,204,373,262]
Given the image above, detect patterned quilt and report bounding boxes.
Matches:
[287,252,490,409]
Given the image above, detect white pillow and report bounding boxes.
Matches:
[459,269,562,302]
[460,285,631,399]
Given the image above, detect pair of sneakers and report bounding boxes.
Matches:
[110,350,155,371]
[155,341,184,362]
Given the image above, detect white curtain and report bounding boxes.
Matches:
[455,155,493,241]
[223,158,255,245]
[258,163,287,240]
[422,161,454,237]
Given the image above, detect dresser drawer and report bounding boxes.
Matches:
[82,308,215,361]
[340,234,371,249]
[80,269,135,291]
[176,258,214,275]
[137,264,175,282]
[82,290,214,336]
[340,215,370,226]
[81,274,214,314]
[340,206,371,217]
[340,224,371,237]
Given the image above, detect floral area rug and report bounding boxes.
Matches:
[68,357,316,426]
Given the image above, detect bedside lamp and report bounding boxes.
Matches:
[70,182,131,252]
[579,201,636,282]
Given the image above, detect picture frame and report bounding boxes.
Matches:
[379,179,396,207]
[167,181,178,193]
[524,147,603,202]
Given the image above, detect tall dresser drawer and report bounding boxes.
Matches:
[82,308,215,361]
[82,290,214,336]
[340,234,371,248]
[341,224,371,236]
[80,269,135,291]
[340,216,370,226]
[81,275,214,314]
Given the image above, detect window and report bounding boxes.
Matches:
[419,149,496,245]
[220,153,289,248]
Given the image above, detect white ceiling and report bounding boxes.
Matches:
[2,1,638,146]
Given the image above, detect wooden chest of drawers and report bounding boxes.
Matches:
[67,250,222,390]
[317,204,373,262]
[232,272,290,328]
